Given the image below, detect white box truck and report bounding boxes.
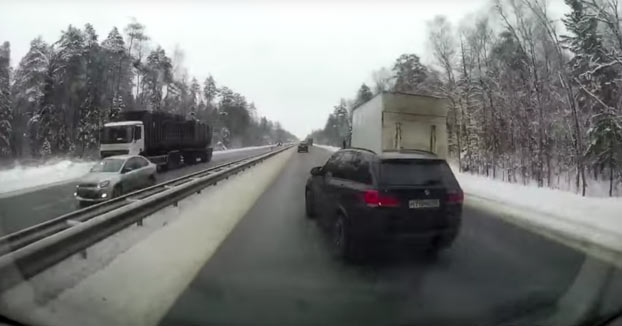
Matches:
[351,91,449,158]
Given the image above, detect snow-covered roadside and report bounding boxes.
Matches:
[0,160,95,197]
[315,144,341,152]
[456,172,622,238]
[212,144,274,156]
[0,145,277,198]
[315,145,622,262]
[456,171,622,265]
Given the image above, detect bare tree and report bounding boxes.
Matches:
[428,16,462,170]
[124,18,150,102]
[521,0,588,194]
[371,67,395,93]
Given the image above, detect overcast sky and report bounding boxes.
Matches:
[0,0,568,139]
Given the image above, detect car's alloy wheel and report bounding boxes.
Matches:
[332,215,362,261]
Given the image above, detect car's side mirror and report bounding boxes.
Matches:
[121,167,132,174]
[310,166,324,176]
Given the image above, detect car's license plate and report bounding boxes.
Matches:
[409,199,440,209]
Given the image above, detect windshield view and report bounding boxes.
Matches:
[90,159,124,173]
[100,126,132,144]
[1,1,622,326]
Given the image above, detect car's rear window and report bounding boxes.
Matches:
[379,159,459,188]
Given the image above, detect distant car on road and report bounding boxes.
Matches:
[75,155,157,207]
[298,141,309,153]
[304,148,463,260]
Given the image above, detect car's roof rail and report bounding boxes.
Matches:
[347,147,376,154]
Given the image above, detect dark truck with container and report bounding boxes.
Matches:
[99,111,213,170]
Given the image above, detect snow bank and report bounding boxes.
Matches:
[0,160,94,197]
[213,144,274,156]
[0,146,273,197]
[456,171,622,264]
[456,172,622,238]
[315,145,622,260]
[315,144,341,152]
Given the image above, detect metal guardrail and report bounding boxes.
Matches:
[0,155,251,256]
[0,145,292,291]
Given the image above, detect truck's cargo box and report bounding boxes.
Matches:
[118,111,211,156]
[351,92,449,158]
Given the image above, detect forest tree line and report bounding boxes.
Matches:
[310,0,622,197]
[0,19,296,162]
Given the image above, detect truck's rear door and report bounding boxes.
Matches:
[382,112,438,152]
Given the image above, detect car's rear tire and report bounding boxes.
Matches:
[148,174,156,187]
[305,189,316,218]
[332,214,359,261]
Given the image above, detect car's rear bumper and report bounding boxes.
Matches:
[297,147,308,152]
[348,206,462,247]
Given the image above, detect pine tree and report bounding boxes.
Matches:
[101,27,131,110]
[12,38,49,108]
[12,37,50,157]
[585,108,622,196]
[562,0,617,109]
[562,0,616,107]
[0,41,12,158]
[189,77,200,114]
[392,54,429,93]
[36,102,63,156]
[561,0,618,194]
[47,25,86,152]
[355,83,373,106]
[39,137,51,158]
[203,75,218,104]
[143,47,172,111]
[77,24,103,155]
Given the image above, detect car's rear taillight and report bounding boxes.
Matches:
[447,191,464,204]
[363,190,400,207]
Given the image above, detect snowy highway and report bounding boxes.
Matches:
[159,146,622,325]
[1,146,622,325]
[0,146,274,235]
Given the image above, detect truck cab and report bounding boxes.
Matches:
[100,121,145,158]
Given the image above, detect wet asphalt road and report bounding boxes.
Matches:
[162,146,622,326]
[0,147,273,235]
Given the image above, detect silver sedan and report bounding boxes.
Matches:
[75,155,157,207]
